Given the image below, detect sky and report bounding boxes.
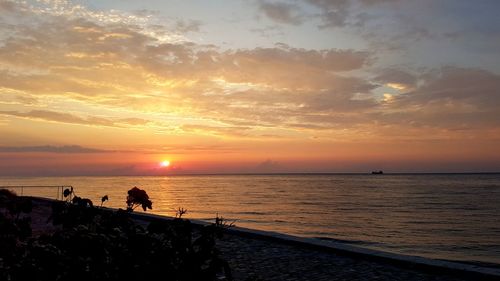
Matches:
[0,0,500,175]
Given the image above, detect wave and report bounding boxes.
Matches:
[313,236,380,246]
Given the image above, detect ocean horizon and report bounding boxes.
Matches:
[2,171,499,177]
[2,173,500,269]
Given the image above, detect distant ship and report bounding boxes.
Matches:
[371,170,384,174]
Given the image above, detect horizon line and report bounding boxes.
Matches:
[1,171,499,177]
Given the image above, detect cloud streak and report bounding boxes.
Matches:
[0,110,151,128]
[0,145,111,154]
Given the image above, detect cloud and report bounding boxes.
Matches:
[373,68,418,90]
[0,2,376,138]
[255,0,401,29]
[256,0,352,28]
[0,110,151,128]
[181,124,251,137]
[395,67,500,109]
[257,1,305,25]
[228,44,371,72]
[0,0,19,13]
[1,0,499,143]
[376,67,500,131]
[174,19,202,33]
[304,0,351,28]
[151,144,238,154]
[359,0,399,5]
[0,145,111,153]
[16,0,152,29]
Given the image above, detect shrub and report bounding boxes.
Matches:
[0,188,32,240]
[126,186,152,212]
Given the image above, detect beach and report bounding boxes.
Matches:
[25,197,498,281]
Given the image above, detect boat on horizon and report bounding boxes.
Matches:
[371,170,384,174]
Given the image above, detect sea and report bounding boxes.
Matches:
[1,173,499,268]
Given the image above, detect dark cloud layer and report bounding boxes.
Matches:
[258,1,304,25]
[258,0,398,28]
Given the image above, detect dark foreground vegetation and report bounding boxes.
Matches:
[0,188,233,281]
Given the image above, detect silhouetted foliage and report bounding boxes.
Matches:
[0,189,33,251]
[71,196,93,207]
[100,195,108,207]
[175,207,188,218]
[62,187,75,203]
[0,188,17,202]
[215,213,236,230]
[63,188,72,198]
[126,186,152,212]
[0,187,234,281]
[1,189,32,218]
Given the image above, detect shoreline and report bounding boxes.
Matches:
[28,197,500,280]
[126,207,500,279]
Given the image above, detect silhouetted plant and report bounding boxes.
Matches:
[8,197,32,220]
[126,186,152,212]
[0,189,32,219]
[215,213,236,229]
[63,187,93,208]
[1,187,235,281]
[100,195,108,207]
[72,196,93,207]
[175,207,188,218]
[0,189,32,242]
[49,188,95,228]
[0,188,17,203]
[63,187,74,202]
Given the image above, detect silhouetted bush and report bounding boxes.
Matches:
[0,189,32,240]
[0,188,17,202]
[0,187,233,281]
[126,186,152,212]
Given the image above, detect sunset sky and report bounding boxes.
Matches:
[1,0,499,175]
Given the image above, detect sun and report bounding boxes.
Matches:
[160,160,170,167]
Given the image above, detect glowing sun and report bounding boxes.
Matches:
[160,160,170,167]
